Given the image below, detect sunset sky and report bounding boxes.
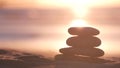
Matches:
[2,0,120,8]
[0,0,120,58]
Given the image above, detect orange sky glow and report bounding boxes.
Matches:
[3,0,120,8]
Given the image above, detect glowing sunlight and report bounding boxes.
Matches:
[69,19,90,27]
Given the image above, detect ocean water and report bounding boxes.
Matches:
[0,8,73,58]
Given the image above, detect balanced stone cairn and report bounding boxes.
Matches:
[55,27,105,63]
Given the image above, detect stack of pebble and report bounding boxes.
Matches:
[55,27,105,61]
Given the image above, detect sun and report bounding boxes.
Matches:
[69,19,90,27]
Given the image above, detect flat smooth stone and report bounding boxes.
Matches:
[59,47,104,57]
[68,27,100,35]
[66,36,101,47]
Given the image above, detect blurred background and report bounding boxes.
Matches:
[0,0,120,58]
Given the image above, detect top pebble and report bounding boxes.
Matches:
[68,27,100,36]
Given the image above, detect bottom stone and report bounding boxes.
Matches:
[60,47,104,57]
